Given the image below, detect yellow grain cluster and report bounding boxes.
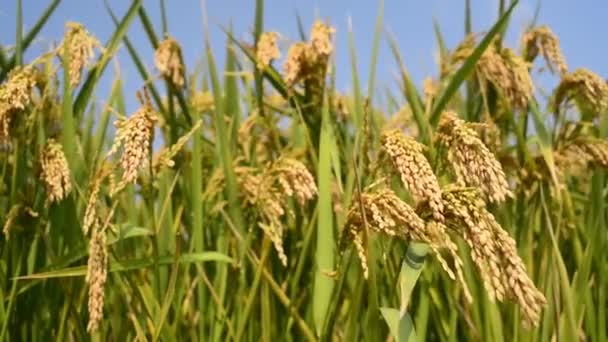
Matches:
[0,66,37,143]
[85,220,108,333]
[522,25,567,75]
[153,119,203,172]
[437,111,512,203]
[61,22,100,87]
[256,32,281,69]
[83,163,112,235]
[233,158,317,265]
[556,137,608,171]
[192,90,215,113]
[345,189,462,282]
[381,130,444,221]
[449,36,534,110]
[554,68,608,115]
[283,21,335,88]
[155,36,185,87]
[108,89,158,195]
[441,187,546,326]
[40,139,72,203]
[2,205,21,240]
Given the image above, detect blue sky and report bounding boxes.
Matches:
[1,0,607,114]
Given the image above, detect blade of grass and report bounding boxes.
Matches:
[367,0,383,103]
[73,0,142,119]
[313,94,335,334]
[380,308,417,342]
[202,8,245,233]
[14,252,232,280]
[386,32,430,144]
[0,0,61,80]
[430,0,519,126]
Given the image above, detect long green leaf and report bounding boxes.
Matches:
[430,0,519,126]
[73,0,142,119]
[14,252,232,280]
[313,94,335,334]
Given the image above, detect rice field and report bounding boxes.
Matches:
[1,0,607,341]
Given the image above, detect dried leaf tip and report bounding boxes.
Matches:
[256,32,281,69]
[380,130,444,221]
[40,139,72,203]
[522,25,567,75]
[108,88,158,195]
[155,36,186,88]
[437,111,512,203]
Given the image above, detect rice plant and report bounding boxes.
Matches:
[1,0,607,341]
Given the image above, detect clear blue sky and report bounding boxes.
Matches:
[1,0,607,114]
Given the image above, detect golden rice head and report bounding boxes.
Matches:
[553,68,608,115]
[0,65,37,143]
[349,229,369,278]
[423,77,439,104]
[273,157,318,206]
[522,25,567,75]
[192,91,215,113]
[62,22,100,87]
[426,220,472,303]
[283,42,308,87]
[442,187,545,325]
[108,89,158,195]
[153,120,203,172]
[381,130,444,221]
[259,222,288,266]
[236,166,288,265]
[345,189,462,283]
[442,187,506,302]
[310,20,335,57]
[467,120,501,153]
[155,36,185,87]
[283,21,335,89]
[232,158,317,266]
[256,32,281,69]
[556,137,608,172]
[443,33,477,76]
[383,106,417,136]
[2,205,21,240]
[494,226,546,327]
[40,139,72,203]
[334,93,350,122]
[83,163,112,236]
[437,111,512,203]
[86,220,108,333]
[477,46,534,111]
